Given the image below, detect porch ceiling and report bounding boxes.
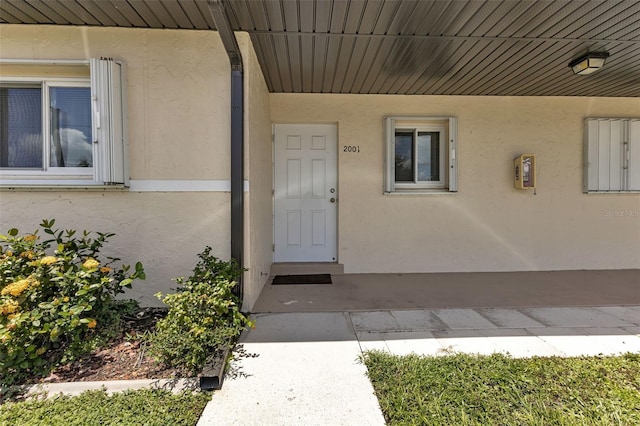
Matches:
[1,0,639,97]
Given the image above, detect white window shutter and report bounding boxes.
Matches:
[448,117,458,192]
[585,119,600,192]
[597,119,613,190]
[607,119,623,191]
[384,117,395,193]
[585,118,639,192]
[629,119,640,191]
[90,58,127,185]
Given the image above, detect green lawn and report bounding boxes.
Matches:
[0,388,210,426]
[364,351,640,426]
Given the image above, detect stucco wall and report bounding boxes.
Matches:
[0,192,230,304]
[239,34,272,310]
[0,25,236,305]
[271,94,640,273]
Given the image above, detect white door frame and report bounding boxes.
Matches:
[273,123,338,262]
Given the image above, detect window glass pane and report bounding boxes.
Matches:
[417,131,439,181]
[50,87,92,167]
[395,131,413,182]
[0,87,43,168]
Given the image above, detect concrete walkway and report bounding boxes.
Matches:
[197,312,385,426]
[197,305,640,426]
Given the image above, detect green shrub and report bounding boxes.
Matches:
[0,219,145,387]
[147,246,253,375]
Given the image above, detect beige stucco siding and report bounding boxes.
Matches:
[0,192,230,304]
[271,94,640,273]
[240,33,272,310]
[0,25,239,306]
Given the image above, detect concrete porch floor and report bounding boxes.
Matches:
[252,269,640,313]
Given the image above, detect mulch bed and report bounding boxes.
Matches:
[38,307,186,383]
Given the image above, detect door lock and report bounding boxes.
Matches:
[330,198,336,203]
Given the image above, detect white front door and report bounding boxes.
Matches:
[274,124,337,262]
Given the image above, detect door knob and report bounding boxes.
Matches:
[330,198,336,203]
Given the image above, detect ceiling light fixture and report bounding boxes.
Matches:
[569,52,610,75]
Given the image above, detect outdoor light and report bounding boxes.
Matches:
[569,52,610,75]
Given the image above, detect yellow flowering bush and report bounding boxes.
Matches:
[1,276,39,298]
[82,258,100,269]
[1,299,19,315]
[19,250,35,259]
[40,256,58,265]
[0,219,145,387]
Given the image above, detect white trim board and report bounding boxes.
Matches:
[129,180,249,192]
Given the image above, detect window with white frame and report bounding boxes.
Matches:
[0,59,127,186]
[584,118,640,192]
[384,116,457,193]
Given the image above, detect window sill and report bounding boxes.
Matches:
[584,191,639,194]
[0,181,127,192]
[384,189,458,196]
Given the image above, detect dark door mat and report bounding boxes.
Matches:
[272,274,332,285]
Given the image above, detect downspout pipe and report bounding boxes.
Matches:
[208,0,244,301]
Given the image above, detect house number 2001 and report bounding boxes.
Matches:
[343,145,360,153]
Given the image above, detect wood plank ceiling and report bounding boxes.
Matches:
[1,0,639,97]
